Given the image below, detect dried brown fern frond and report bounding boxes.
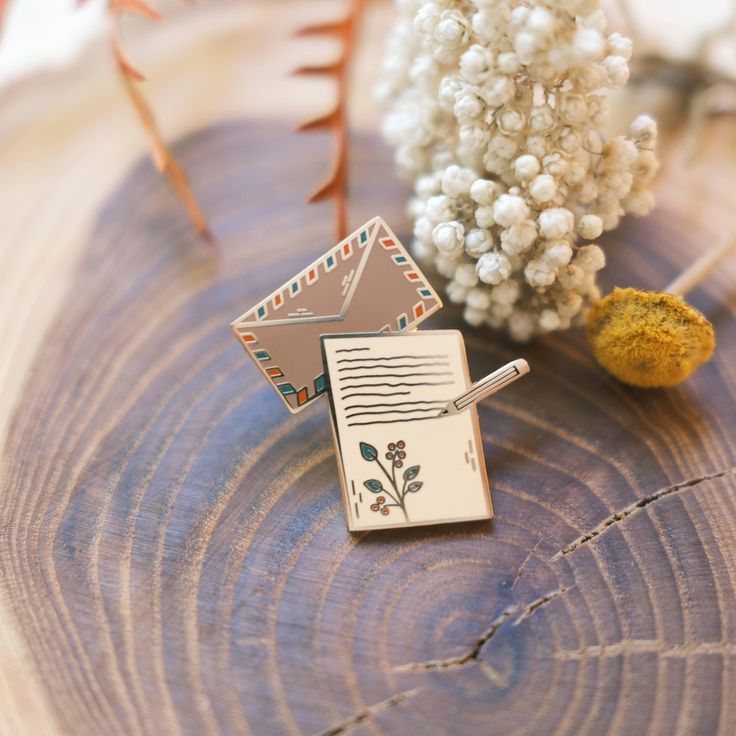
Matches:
[109,0,214,245]
[295,0,365,242]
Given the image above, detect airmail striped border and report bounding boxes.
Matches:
[244,221,376,324]
[234,218,439,330]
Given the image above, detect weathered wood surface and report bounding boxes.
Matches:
[1,115,735,735]
[1,4,736,735]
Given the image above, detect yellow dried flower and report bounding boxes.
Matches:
[587,287,715,388]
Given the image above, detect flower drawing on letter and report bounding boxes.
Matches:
[359,440,423,521]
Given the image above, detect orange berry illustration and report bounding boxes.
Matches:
[358,437,421,522]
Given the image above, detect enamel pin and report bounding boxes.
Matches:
[231,217,529,531]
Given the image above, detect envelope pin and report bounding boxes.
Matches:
[230,217,443,413]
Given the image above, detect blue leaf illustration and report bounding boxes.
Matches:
[364,479,383,493]
[403,465,420,481]
[359,442,378,461]
[406,481,423,493]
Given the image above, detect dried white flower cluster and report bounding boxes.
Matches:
[378,0,659,341]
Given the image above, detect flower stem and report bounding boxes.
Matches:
[373,456,407,520]
[373,458,402,509]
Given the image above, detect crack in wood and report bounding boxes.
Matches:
[551,466,736,561]
[511,537,542,590]
[393,587,570,673]
[393,608,515,673]
[512,586,573,626]
[313,688,420,736]
[554,639,736,660]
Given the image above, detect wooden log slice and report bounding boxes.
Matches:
[1,114,735,735]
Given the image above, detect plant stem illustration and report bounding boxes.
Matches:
[359,441,423,521]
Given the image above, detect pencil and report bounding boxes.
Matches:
[438,359,530,416]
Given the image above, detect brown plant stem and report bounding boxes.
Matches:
[109,0,214,246]
[665,235,736,297]
[295,0,365,242]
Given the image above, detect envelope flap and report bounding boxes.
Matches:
[231,218,383,335]
[338,218,442,329]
